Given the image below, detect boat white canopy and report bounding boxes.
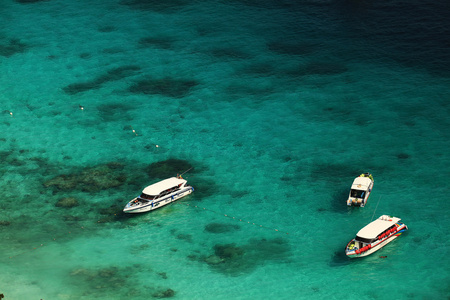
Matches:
[356,215,401,240]
[351,177,372,190]
[142,177,186,195]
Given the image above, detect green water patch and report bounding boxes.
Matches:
[78,52,91,59]
[287,61,348,77]
[329,249,351,267]
[209,47,252,60]
[97,25,117,33]
[396,152,410,160]
[267,41,318,56]
[0,38,29,57]
[120,0,192,12]
[191,237,291,276]
[146,159,193,179]
[128,77,199,98]
[97,102,135,122]
[307,162,386,187]
[170,228,193,243]
[15,0,48,3]
[328,187,352,213]
[239,62,277,76]
[63,65,141,95]
[315,95,376,127]
[186,177,216,200]
[204,222,241,234]
[138,36,175,50]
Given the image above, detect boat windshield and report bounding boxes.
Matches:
[355,236,373,244]
[140,193,156,200]
[350,189,365,198]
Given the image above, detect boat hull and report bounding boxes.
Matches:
[345,226,407,258]
[123,187,194,213]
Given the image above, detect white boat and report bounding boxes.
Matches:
[345,215,408,258]
[123,176,194,213]
[347,173,374,207]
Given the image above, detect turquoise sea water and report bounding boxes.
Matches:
[1,0,449,299]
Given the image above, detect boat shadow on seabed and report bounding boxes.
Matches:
[330,188,353,213]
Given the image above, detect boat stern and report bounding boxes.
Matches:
[347,197,363,206]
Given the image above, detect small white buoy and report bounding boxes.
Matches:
[79,105,84,111]
[155,145,159,148]
[130,126,138,136]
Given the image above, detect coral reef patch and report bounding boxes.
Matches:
[44,163,127,193]
[69,265,176,298]
[128,77,198,98]
[195,238,291,276]
[63,65,141,95]
[55,197,80,208]
[0,38,28,57]
[152,288,175,298]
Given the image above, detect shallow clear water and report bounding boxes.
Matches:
[1,0,449,299]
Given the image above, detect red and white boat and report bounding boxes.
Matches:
[345,215,408,258]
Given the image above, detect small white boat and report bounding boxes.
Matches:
[345,215,408,258]
[123,176,194,213]
[347,173,374,207]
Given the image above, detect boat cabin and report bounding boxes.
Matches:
[354,215,400,246]
[138,177,186,201]
[347,173,374,207]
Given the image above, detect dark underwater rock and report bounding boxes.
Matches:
[0,220,11,226]
[153,288,175,298]
[397,153,410,159]
[55,197,79,208]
